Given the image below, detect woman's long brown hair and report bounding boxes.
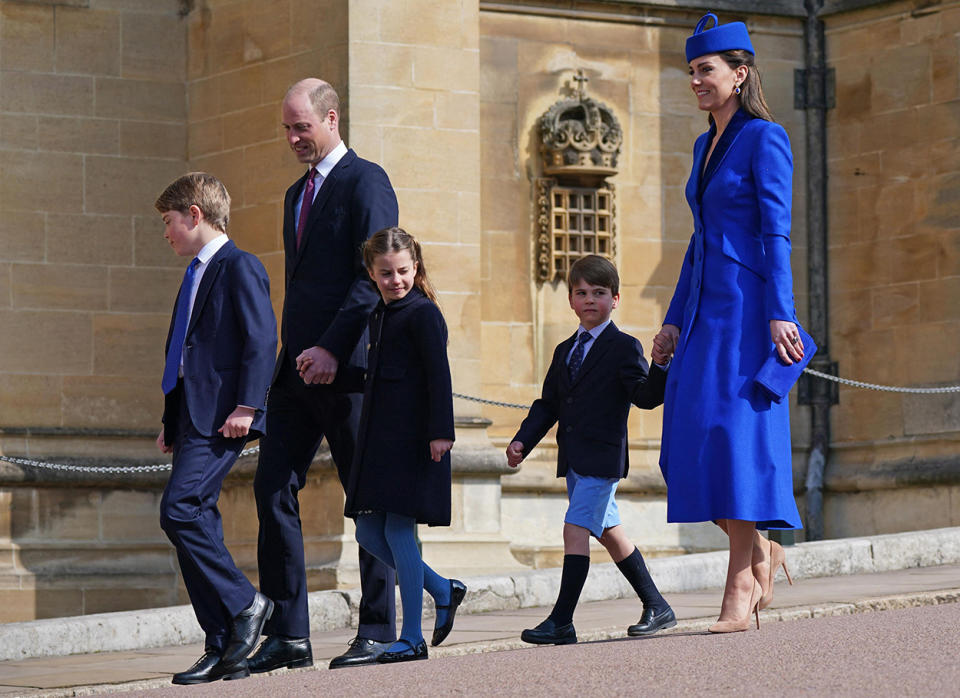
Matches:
[712,49,775,124]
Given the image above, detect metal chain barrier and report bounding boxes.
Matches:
[2,372,958,475]
[801,368,960,394]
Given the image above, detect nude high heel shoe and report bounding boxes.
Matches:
[708,580,762,634]
[758,540,794,611]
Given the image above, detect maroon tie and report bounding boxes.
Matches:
[295,168,318,250]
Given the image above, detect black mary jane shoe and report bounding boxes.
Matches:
[376,639,429,664]
[171,650,249,685]
[431,579,467,646]
[627,605,677,637]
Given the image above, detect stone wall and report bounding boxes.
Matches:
[823,0,960,537]
[0,0,188,457]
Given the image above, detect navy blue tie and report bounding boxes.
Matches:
[568,332,591,382]
[162,257,201,394]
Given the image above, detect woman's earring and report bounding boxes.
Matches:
[734,84,742,95]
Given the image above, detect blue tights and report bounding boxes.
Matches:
[355,512,451,650]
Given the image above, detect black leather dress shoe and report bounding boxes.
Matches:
[520,618,577,645]
[431,579,467,647]
[328,636,391,669]
[221,592,274,667]
[377,639,429,663]
[248,635,313,674]
[171,650,249,685]
[627,606,677,636]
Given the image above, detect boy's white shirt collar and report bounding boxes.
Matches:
[577,318,612,340]
[196,233,228,264]
[312,141,348,179]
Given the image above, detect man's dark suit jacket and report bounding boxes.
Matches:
[276,149,399,382]
[162,240,277,442]
[513,322,666,480]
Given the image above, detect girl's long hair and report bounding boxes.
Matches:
[711,49,775,124]
[363,226,440,306]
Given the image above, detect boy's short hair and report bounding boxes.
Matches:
[568,255,619,296]
[155,172,231,233]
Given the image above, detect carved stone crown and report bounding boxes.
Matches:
[539,74,623,184]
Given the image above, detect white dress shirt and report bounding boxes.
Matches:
[294,140,348,230]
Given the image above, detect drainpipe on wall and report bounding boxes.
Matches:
[797,0,836,542]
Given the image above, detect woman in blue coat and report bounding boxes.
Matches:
[652,14,804,633]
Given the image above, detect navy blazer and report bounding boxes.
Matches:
[512,322,666,479]
[275,149,399,383]
[162,240,277,441]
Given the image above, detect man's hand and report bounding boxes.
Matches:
[506,441,525,468]
[429,439,454,462]
[218,406,255,439]
[156,428,173,454]
[297,346,338,385]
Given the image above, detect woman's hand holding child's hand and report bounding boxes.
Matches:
[652,324,680,365]
[430,439,453,462]
[506,441,524,468]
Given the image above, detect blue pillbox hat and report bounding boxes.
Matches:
[685,12,755,63]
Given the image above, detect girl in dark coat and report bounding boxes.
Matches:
[343,227,465,662]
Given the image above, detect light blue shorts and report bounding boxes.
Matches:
[564,470,621,539]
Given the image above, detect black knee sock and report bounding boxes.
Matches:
[547,554,590,626]
[616,547,667,611]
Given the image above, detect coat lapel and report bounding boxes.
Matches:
[186,240,233,339]
[557,332,577,390]
[570,323,618,387]
[291,149,356,273]
[699,109,751,199]
[283,172,306,260]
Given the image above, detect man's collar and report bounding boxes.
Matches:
[312,141,348,179]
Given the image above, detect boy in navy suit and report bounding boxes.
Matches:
[155,173,278,684]
[507,255,675,645]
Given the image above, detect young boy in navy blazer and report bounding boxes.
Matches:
[155,173,278,684]
[507,255,675,645]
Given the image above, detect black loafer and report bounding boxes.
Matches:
[627,606,677,636]
[329,636,391,669]
[172,650,250,685]
[221,592,274,668]
[520,618,577,645]
[248,635,313,674]
[431,579,467,646]
[377,639,429,663]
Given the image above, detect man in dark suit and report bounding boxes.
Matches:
[155,172,277,684]
[249,78,400,672]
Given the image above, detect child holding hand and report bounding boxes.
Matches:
[343,226,467,662]
[507,255,674,645]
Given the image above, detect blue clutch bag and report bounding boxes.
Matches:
[753,324,817,403]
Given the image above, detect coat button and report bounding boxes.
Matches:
[565,425,573,432]
[566,397,574,404]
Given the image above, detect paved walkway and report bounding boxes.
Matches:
[1,563,958,696]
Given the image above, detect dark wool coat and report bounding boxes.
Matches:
[344,287,456,526]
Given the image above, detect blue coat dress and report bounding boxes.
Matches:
[660,109,803,530]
